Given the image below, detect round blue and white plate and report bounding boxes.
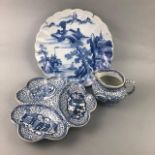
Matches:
[35,9,113,86]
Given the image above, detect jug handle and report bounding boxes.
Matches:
[125,79,136,95]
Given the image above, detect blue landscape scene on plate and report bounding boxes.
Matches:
[37,12,113,85]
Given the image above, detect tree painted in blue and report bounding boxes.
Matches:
[38,45,62,73]
[88,33,112,58]
[64,33,113,82]
[65,47,94,82]
[87,33,113,69]
[38,44,48,67]
[48,54,62,72]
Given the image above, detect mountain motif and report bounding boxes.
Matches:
[45,12,93,28]
[65,46,94,83]
[51,28,88,44]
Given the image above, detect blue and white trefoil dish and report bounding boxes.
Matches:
[11,77,97,142]
[35,9,113,86]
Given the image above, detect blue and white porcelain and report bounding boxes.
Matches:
[11,104,69,142]
[92,70,135,104]
[59,83,97,127]
[35,9,113,86]
[11,77,97,142]
[16,77,68,107]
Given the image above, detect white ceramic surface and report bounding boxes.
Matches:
[35,9,113,86]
